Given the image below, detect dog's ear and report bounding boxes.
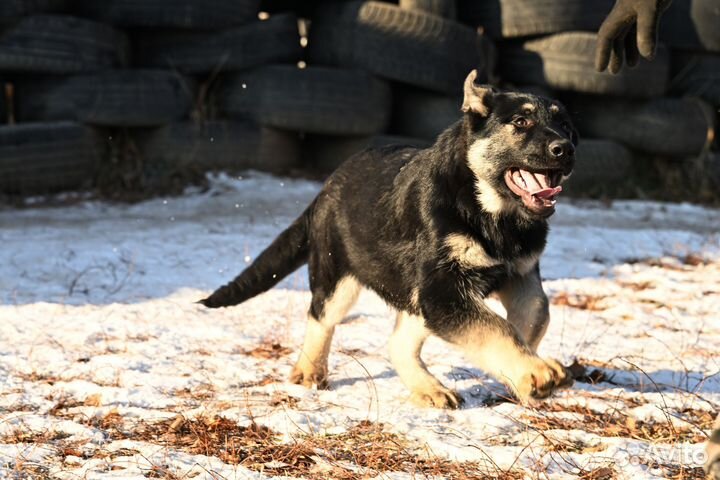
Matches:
[461,70,496,117]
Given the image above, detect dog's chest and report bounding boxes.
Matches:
[444,233,543,275]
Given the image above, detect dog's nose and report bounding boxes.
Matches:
[548,139,574,159]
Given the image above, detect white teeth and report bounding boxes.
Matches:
[533,172,549,189]
[520,170,541,192]
[513,170,526,188]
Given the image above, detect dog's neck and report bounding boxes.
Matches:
[426,119,549,259]
[434,119,548,228]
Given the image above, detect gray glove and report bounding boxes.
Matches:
[595,0,672,74]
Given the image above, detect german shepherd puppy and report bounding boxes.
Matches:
[201,70,578,408]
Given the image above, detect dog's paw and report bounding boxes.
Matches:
[289,363,329,390]
[515,357,573,402]
[409,386,463,409]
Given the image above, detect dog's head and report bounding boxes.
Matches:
[461,70,578,219]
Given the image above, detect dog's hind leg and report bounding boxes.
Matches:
[497,266,549,352]
[389,311,462,408]
[290,274,361,389]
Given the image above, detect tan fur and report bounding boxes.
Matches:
[467,139,508,215]
[521,103,536,114]
[290,276,361,388]
[290,273,567,404]
[461,70,491,116]
[389,311,461,408]
[445,233,500,269]
[475,177,506,215]
[319,275,361,327]
[410,288,420,309]
[451,323,570,402]
[466,124,527,216]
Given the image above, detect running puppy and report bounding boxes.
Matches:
[201,70,578,408]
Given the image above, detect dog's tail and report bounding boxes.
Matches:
[199,205,312,308]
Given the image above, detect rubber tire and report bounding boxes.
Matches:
[563,139,633,196]
[708,152,720,198]
[458,0,613,38]
[0,84,6,122]
[76,0,260,29]
[0,122,101,194]
[218,65,392,136]
[308,1,489,95]
[391,85,461,140]
[0,0,67,25]
[0,15,129,73]
[16,70,195,127]
[135,121,301,182]
[133,14,301,74]
[499,32,669,98]
[398,0,456,19]
[302,134,430,172]
[569,96,714,157]
[259,0,320,17]
[660,0,720,53]
[671,53,720,106]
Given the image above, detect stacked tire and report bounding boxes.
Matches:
[0,0,494,194]
[457,0,719,198]
[2,0,717,200]
[0,13,126,194]
[239,0,493,173]
[0,0,305,195]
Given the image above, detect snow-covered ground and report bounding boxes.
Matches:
[1,173,718,479]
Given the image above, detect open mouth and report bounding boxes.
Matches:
[504,168,563,215]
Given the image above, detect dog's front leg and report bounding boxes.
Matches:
[389,311,463,409]
[498,265,549,352]
[450,313,571,402]
[421,281,571,403]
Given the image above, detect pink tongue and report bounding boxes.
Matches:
[532,186,562,198]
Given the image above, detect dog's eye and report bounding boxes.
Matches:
[560,122,572,133]
[512,117,530,128]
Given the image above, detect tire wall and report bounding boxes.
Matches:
[0,0,717,199]
[459,0,719,199]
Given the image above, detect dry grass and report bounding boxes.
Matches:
[578,466,617,479]
[5,461,52,479]
[0,427,72,444]
[517,390,713,480]
[238,342,293,360]
[567,359,614,385]
[172,383,216,400]
[16,369,122,388]
[551,292,610,311]
[91,415,523,479]
[638,459,706,480]
[238,374,282,388]
[527,402,713,444]
[626,254,709,271]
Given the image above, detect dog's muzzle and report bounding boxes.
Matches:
[504,168,565,216]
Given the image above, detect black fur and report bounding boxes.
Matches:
[199,206,311,308]
[201,85,578,343]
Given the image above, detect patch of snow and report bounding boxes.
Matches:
[1,173,718,479]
